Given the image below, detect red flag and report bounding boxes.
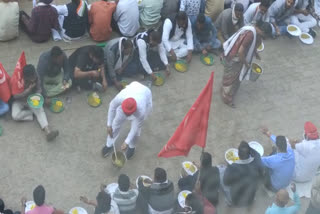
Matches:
[158,72,214,158]
[10,52,26,95]
[0,63,12,102]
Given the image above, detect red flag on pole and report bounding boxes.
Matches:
[10,52,26,95]
[158,72,214,158]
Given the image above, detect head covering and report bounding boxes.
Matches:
[122,98,137,115]
[39,0,53,4]
[304,121,319,140]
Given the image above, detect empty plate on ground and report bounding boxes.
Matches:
[248,141,264,156]
[136,175,152,188]
[299,32,314,45]
[287,25,301,36]
[69,207,88,214]
[178,190,192,208]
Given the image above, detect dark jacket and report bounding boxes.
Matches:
[63,2,88,38]
[223,148,263,206]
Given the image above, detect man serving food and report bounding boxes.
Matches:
[102,81,152,159]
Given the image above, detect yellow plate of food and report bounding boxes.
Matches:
[174,60,188,72]
[182,161,198,175]
[69,207,88,214]
[87,92,101,107]
[178,190,192,208]
[225,148,239,164]
[50,98,64,113]
[200,54,214,66]
[153,72,165,86]
[287,24,301,36]
[299,32,313,45]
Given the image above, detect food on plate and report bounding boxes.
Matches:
[142,177,152,187]
[182,192,188,199]
[184,162,196,173]
[55,101,63,107]
[30,204,35,210]
[204,57,211,64]
[30,96,40,101]
[154,76,164,86]
[226,150,239,162]
[301,33,310,39]
[175,63,187,72]
[114,159,123,167]
[255,68,262,73]
[32,99,39,106]
[257,44,263,50]
[88,92,101,106]
[288,26,297,31]
[72,209,78,214]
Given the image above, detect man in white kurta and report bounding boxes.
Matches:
[291,121,320,182]
[102,81,152,159]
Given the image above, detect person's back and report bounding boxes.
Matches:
[200,166,220,206]
[0,0,19,41]
[89,0,116,41]
[114,0,139,37]
[161,0,180,20]
[139,0,163,28]
[62,0,88,38]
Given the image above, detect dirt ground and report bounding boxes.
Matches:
[1,1,320,213]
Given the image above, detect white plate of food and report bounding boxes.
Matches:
[225,148,239,164]
[287,24,301,36]
[182,161,198,176]
[69,207,88,214]
[178,190,192,208]
[299,32,313,45]
[249,141,264,156]
[257,41,264,52]
[136,175,152,188]
[25,201,36,212]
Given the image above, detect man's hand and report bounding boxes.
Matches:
[107,126,113,138]
[121,142,128,151]
[102,79,108,91]
[186,51,192,63]
[21,197,27,206]
[80,196,89,203]
[28,82,36,90]
[261,127,271,137]
[151,73,157,81]
[202,49,208,56]
[302,10,309,16]
[291,183,296,193]
[180,168,188,178]
[170,49,177,62]
[276,27,280,36]
[165,65,171,77]
[90,70,100,78]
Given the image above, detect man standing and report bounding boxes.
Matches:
[215,3,244,43]
[69,45,107,91]
[112,0,140,37]
[37,46,72,101]
[191,13,221,55]
[290,121,320,182]
[102,81,152,159]
[161,12,193,63]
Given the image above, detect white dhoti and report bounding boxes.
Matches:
[167,39,189,59]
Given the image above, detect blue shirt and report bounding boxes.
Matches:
[265,192,300,214]
[190,15,217,45]
[261,135,295,190]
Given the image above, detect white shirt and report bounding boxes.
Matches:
[136,39,168,74]
[244,3,269,25]
[161,18,194,52]
[294,139,320,182]
[0,2,19,41]
[109,200,120,214]
[113,0,140,37]
[107,82,152,144]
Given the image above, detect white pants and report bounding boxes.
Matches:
[12,101,48,129]
[290,14,317,32]
[167,39,189,58]
[315,0,320,16]
[105,120,141,149]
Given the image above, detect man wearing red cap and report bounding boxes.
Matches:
[102,81,152,159]
[290,121,320,182]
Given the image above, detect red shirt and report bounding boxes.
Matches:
[89,1,116,42]
[26,205,54,214]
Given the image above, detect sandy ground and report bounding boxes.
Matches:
[1,0,320,213]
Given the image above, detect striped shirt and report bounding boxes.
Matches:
[112,188,139,212]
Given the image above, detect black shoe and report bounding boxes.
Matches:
[308,29,317,38]
[102,146,113,158]
[126,147,135,160]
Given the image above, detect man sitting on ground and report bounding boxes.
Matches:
[244,0,271,25]
[20,185,64,214]
[139,0,163,29]
[80,186,119,214]
[19,0,59,43]
[88,0,116,42]
[53,0,89,40]
[37,46,72,102]
[161,11,194,63]
[112,0,140,37]
[69,45,107,91]
[11,65,59,141]
[215,3,244,43]
[306,174,320,214]
[265,183,300,214]
[104,37,133,91]
[0,0,19,41]
[289,121,320,182]
[268,0,296,37]
[112,174,139,213]
[261,128,295,192]
[220,141,263,206]
[138,167,175,214]
[191,13,221,55]
[178,152,220,206]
